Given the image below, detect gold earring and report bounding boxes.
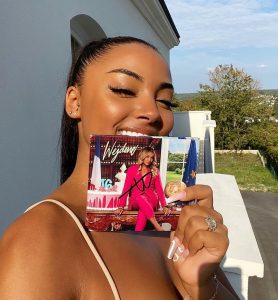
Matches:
[69,111,73,115]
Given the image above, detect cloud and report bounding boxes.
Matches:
[257,64,268,68]
[165,0,278,49]
[207,67,216,72]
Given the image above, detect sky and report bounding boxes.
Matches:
[164,0,278,93]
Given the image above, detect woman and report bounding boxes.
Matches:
[116,146,170,231]
[0,36,238,299]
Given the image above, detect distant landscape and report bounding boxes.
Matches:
[176,89,278,100]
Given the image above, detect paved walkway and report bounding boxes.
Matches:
[241,191,278,300]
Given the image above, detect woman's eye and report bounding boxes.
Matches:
[109,86,135,97]
[156,99,178,109]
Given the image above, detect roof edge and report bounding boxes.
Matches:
[131,0,180,49]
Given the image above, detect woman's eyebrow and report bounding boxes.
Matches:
[107,69,173,90]
[107,68,143,82]
[158,82,174,91]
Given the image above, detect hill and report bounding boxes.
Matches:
[176,89,278,101]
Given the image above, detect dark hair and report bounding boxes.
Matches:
[60,36,158,184]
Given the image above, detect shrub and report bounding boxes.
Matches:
[264,146,278,177]
[175,168,182,175]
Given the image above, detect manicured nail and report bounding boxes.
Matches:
[177,245,185,255]
[167,238,178,259]
[173,245,184,262]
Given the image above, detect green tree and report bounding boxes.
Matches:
[274,98,278,118]
[247,122,278,149]
[172,93,202,112]
[198,64,273,150]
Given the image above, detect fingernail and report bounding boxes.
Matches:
[173,245,184,262]
[177,244,185,255]
[173,246,189,263]
[167,238,178,259]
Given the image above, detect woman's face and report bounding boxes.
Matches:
[67,43,174,151]
[142,152,155,167]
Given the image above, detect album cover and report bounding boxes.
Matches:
[85,135,199,231]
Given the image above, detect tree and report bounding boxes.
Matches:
[274,98,278,118]
[172,93,203,112]
[198,65,273,150]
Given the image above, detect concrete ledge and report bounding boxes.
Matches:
[197,173,264,299]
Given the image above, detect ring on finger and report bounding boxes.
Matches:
[205,215,217,232]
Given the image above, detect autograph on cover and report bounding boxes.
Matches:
[85,135,198,231]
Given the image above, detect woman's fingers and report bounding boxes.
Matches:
[183,215,225,247]
[175,205,223,245]
[187,225,229,256]
[168,204,229,288]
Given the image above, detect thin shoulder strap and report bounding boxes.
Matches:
[25,199,121,300]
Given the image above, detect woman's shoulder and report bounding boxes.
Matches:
[0,200,80,298]
[127,164,140,173]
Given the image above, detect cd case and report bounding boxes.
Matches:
[85,135,198,231]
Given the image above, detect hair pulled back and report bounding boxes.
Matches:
[60,36,158,184]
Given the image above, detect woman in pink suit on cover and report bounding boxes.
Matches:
[116,147,170,231]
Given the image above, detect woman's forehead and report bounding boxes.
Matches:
[85,43,171,78]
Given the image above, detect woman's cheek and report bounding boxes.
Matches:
[161,111,174,135]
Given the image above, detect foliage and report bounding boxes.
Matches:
[198,65,273,150]
[274,99,278,118]
[167,153,186,171]
[260,89,278,97]
[215,153,278,192]
[175,168,182,175]
[264,146,278,177]
[247,122,278,149]
[172,94,203,112]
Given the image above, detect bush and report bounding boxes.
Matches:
[175,168,182,175]
[264,146,278,177]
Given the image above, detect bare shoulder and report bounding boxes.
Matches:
[0,201,81,299]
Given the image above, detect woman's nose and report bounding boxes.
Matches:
[134,96,162,126]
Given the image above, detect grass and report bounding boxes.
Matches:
[166,171,183,182]
[215,153,278,193]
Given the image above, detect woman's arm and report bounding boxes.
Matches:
[117,166,134,208]
[154,170,167,207]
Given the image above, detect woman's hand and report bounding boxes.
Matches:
[163,206,172,216]
[114,207,124,215]
[168,205,229,298]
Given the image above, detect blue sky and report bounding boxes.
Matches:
[168,138,199,154]
[165,0,278,93]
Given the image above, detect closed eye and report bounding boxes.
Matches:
[156,99,178,108]
[109,86,135,97]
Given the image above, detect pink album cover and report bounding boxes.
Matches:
[85,135,199,232]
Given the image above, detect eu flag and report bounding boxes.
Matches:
[182,139,197,186]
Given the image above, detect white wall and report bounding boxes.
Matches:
[0,0,172,234]
[171,111,216,172]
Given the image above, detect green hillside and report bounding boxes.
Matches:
[176,89,278,101]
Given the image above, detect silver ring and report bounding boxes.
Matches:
[205,215,217,232]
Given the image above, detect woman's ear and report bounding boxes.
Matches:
[65,86,81,119]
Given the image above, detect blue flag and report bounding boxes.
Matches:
[182,139,197,186]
